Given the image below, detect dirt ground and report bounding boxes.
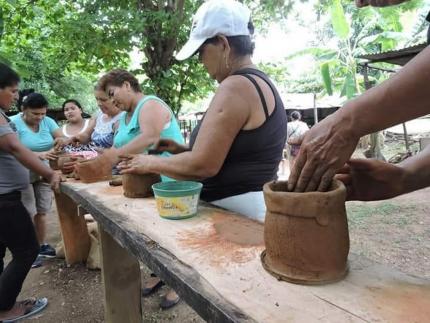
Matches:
[6,142,430,322]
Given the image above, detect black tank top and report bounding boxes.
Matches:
[189,68,287,202]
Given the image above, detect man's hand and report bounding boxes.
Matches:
[336,159,407,201]
[287,114,359,192]
[355,0,410,8]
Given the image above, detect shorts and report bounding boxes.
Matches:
[21,181,53,216]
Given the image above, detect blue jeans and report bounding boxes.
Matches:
[0,191,39,311]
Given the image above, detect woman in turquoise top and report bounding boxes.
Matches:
[98,69,184,182]
[98,69,183,309]
[10,93,64,262]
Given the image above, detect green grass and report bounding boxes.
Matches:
[346,202,416,226]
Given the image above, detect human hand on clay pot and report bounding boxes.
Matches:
[54,137,72,150]
[118,154,154,175]
[335,158,406,201]
[38,149,59,161]
[60,157,79,175]
[97,148,120,166]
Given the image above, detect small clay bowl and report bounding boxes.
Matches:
[123,173,161,198]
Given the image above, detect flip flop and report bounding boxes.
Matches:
[160,291,180,310]
[31,256,43,269]
[142,276,165,296]
[3,297,48,323]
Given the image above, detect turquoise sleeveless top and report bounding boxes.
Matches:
[113,95,184,182]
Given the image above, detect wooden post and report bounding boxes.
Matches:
[363,63,385,160]
[402,122,410,152]
[99,224,142,323]
[313,93,318,125]
[54,191,91,264]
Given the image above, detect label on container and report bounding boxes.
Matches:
[156,194,199,218]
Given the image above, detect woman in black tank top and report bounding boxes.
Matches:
[119,0,287,222]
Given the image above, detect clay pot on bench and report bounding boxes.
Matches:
[74,157,113,183]
[57,155,75,174]
[261,180,349,285]
[122,173,161,198]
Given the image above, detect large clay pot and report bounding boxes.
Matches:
[122,173,161,198]
[261,180,349,285]
[74,157,112,183]
[49,151,69,170]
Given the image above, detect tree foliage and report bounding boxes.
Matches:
[1,0,296,115]
[292,0,427,100]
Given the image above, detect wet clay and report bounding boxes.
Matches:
[49,151,67,170]
[74,156,112,183]
[122,173,160,198]
[262,180,349,285]
[178,211,264,266]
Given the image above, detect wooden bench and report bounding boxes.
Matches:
[55,180,430,323]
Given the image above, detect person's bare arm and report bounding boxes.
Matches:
[288,46,430,192]
[119,78,250,180]
[114,100,171,156]
[0,116,60,190]
[73,117,96,145]
[337,145,430,201]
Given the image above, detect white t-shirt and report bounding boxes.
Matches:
[287,120,309,141]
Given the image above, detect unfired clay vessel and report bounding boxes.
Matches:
[74,157,112,183]
[58,155,75,174]
[122,173,161,198]
[261,180,349,285]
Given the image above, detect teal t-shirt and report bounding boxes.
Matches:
[10,113,59,152]
[113,95,184,182]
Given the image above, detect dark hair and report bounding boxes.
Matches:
[98,69,141,93]
[62,99,83,112]
[22,93,49,109]
[291,111,301,121]
[0,63,20,89]
[200,21,255,57]
[17,88,35,111]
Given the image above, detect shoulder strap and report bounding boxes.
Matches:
[234,73,269,119]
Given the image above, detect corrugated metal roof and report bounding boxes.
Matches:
[357,43,427,66]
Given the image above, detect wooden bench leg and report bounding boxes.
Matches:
[54,191,90,264]
[99,224,142,323]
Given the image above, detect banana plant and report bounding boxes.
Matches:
[305,0,424,99]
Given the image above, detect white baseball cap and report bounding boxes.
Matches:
[175,0,251,61]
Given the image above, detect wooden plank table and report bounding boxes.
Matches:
[55,180,430,323]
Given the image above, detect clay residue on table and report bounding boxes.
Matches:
[178,212,264,267]
[367,280,430,322]
[97,185,124,196]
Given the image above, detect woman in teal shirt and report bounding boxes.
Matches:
[98,69,183,308]
[11,93,63,261]
[98,69,184,182]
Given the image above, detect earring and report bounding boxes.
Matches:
[224,55,230,69]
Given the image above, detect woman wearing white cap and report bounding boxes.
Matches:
[120,0,287,221]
